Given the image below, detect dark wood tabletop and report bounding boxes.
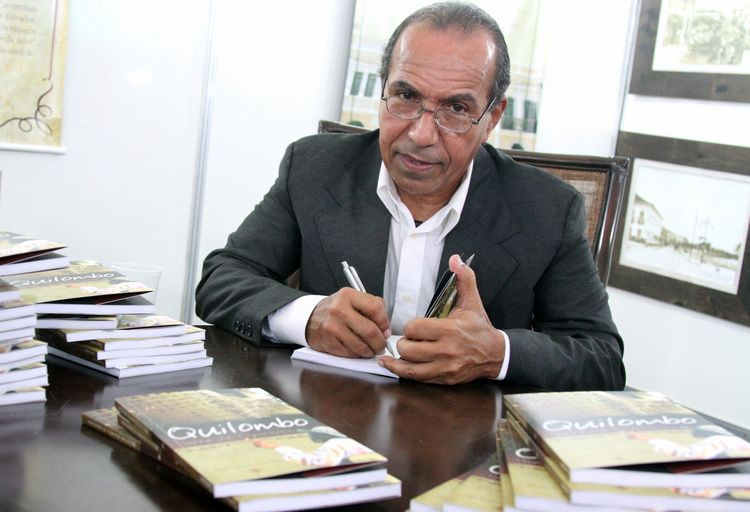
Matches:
[0,326,528,512]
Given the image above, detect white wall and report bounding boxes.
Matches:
[537,0,750,429]
[0,0,211,320]
[190,0,355,321]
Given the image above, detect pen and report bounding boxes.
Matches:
[340,261,393,357]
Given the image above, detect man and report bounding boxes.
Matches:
[196,2,625,391]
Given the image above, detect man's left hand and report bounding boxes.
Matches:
[378,254,506,384]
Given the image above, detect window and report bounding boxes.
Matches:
[350,71,363,95]
[501,97,515,130]
[364,73,378,97]
[523,99,538,133]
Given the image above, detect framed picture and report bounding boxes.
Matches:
[611,132,750,326]
[630,0,750,102]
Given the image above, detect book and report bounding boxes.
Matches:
[0,252,70,276]
[0,314,36,332]
[0,374,48,393]
[87,326,205,351]
[443,455,503,512]
[504,390,750,488]
[0,231,66,264]
[113,388,389,497]
[410,467,474,512]
[0,279,21,302]
[0,326,34,342]
[497,419,628,512]
[50,339,205,361]
[0,353,46,372]
[290,347,397,379]
[36,315,117,330]
[36,314,187,343]
[0,299,35,321]
[0,362,47,384]
[503,417,750,512]
[7,260,152,314]
[0,386,46,405]
[48,346,213,378]
[0,339,47,364]
[82,407,402,512]
[35,295,156,316]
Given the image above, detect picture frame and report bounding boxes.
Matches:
[629,0,750,102]
[610,132,750,326]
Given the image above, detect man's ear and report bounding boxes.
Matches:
[482,97,507,144]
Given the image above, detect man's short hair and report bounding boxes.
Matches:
[379,1,511,101]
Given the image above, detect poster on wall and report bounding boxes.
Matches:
[340,0,549,151]
[0,0,69,152]
[611,132,750,327]
[630,0,750,102]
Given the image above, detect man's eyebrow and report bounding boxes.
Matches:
[388,80,479,105]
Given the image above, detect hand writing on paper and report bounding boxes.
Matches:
[306,287,390,358]
[379,254,505,384]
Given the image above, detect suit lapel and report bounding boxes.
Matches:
[440,146,521,306]
[314,135,390,296]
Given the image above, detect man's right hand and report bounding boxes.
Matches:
[305,288,390,358]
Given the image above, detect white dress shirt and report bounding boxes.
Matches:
[263,161,510,380]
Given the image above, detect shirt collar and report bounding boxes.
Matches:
[376,160,473,240]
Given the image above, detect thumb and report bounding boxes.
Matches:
[448,254,483,312]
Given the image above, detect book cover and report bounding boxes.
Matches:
[505,391,750,488]
[114,388,388,497]
[0,299,35,322]
[87,326,205,351]
[443,455,503,512]
[36,315,117,330]
[0,386,46,405]
[0,252,70,276]
[7,260,151,308]
[34,295,156,316]
[48,346,213,378]
[0,232,66,265]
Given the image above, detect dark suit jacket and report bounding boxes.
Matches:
[195,130,625,391]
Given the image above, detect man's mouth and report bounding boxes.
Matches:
[400,153,437,171]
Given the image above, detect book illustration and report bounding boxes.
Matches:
[116,314,183,329]
[0,232,66,265]
[8,260,152,306]
[114,388,387,497]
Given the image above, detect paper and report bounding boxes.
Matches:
[290,347,397,379]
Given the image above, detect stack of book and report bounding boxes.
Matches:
[411,390,750,512]
[82,387,401,511]
[501,390,750,511]
[38,314,212,378]
[0,231,69,276]
[0,279,47,406]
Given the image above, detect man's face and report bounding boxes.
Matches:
[379,23,505,211]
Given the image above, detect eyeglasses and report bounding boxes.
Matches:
[381,85,497,134]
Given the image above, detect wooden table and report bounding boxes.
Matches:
[0,326,528,511]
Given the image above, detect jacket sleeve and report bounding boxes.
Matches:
[504,191,626,391]
[194,142,308,344]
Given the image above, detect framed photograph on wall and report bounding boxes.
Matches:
[611,132,750,326]
[630,0,750,102]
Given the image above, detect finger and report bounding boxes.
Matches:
[379,356,450,383]
[392,337,438,363]
[345,314,387,356]
[402,316,448,343]
[350,292,391,336]
[448,254,483,311]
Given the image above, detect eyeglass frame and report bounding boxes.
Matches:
[380,79,498,134]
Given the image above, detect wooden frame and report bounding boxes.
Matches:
[611,132,750,326]
[630,0,750,103]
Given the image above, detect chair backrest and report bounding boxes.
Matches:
[317,120,630,286]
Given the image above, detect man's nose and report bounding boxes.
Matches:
[408,109,439,147]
